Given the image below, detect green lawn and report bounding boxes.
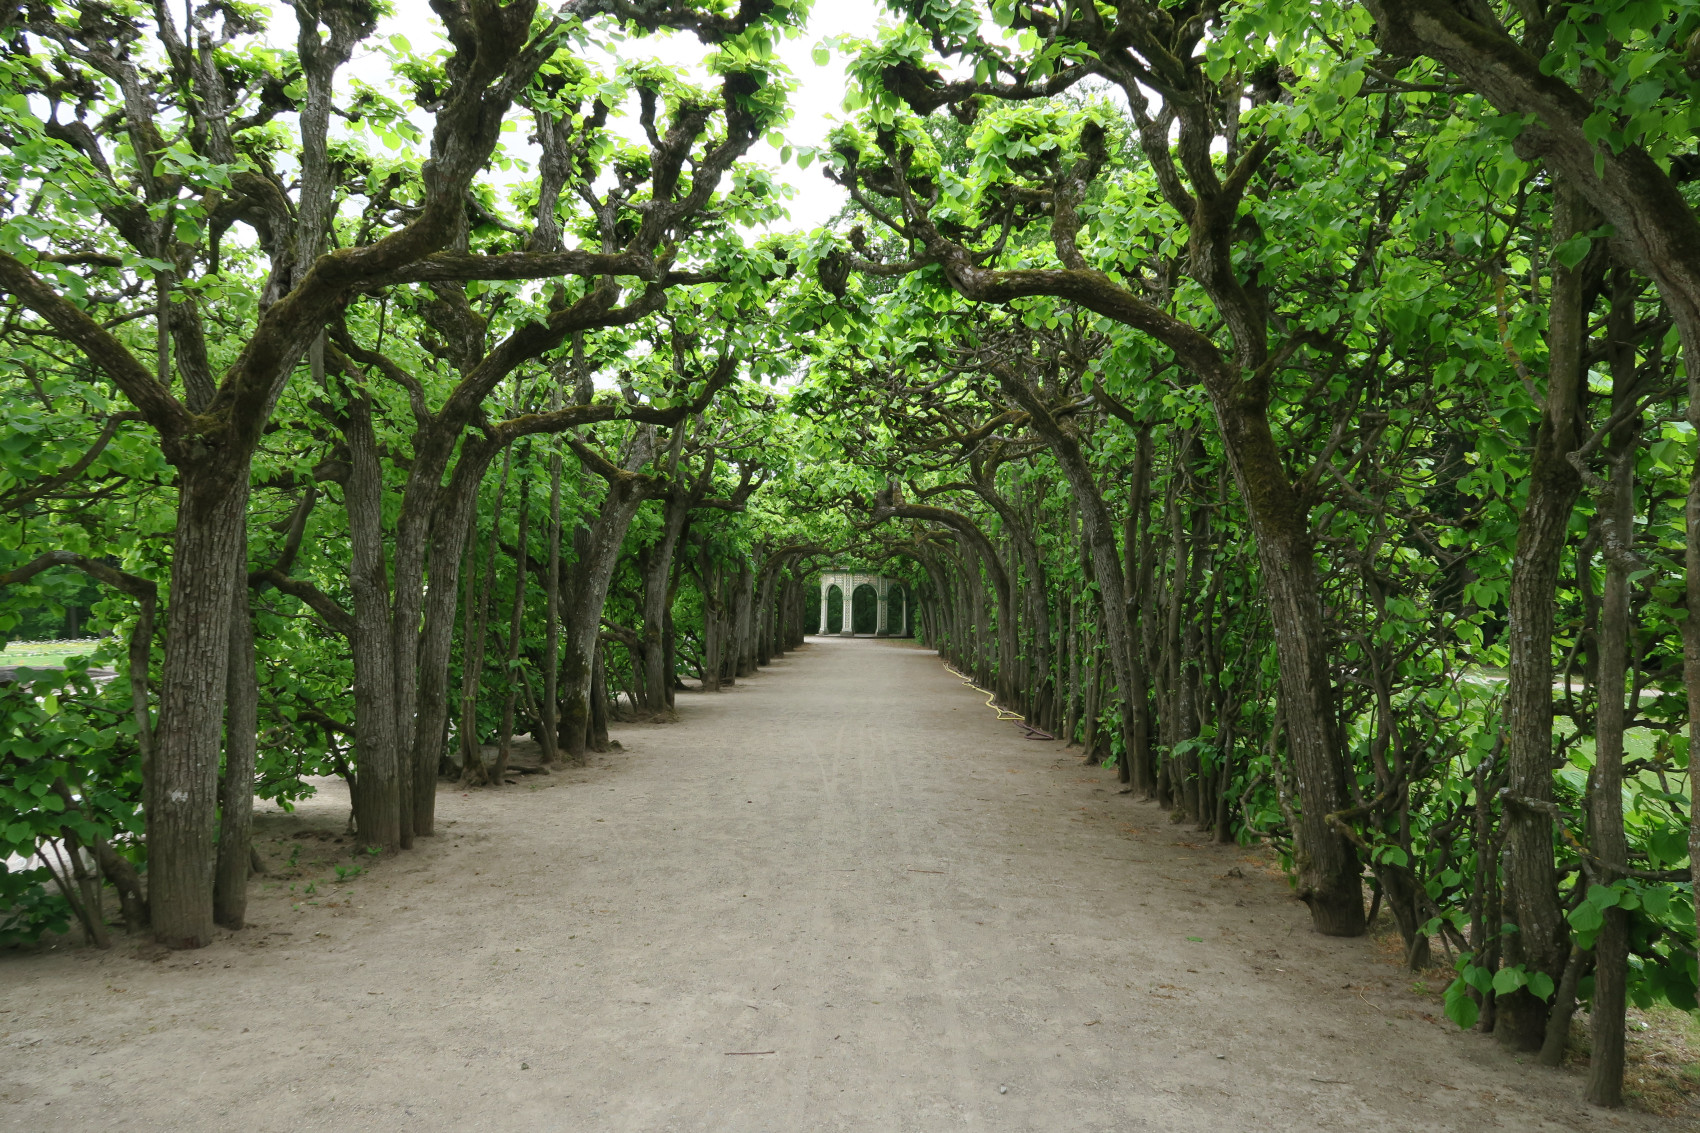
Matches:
[0,638,106,669]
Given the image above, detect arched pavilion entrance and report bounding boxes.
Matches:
[815,570,910,637]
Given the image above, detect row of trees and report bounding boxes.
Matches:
[780,0,1699,1110]
[2,0,1698,1115]
[0,0,858,954]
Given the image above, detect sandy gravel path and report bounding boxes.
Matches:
[0,637,1664,1131]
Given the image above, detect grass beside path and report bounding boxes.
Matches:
[0,638,105,668]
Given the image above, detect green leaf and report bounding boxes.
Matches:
[1553,233,1592,269]
[1492,966,1528,995]
[1525,971,1555,1001]
[1568,902,1605,933]
[1442,979,1479,1029]
[1376,846,1409,868]
[1585,883,1619,909]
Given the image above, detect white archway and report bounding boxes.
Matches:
[816,570,910,637]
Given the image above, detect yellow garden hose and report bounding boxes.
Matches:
[942,662,1055,739]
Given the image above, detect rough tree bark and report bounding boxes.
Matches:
[213,530,257,929]
[732,557,755,678]
[1495,186,1597,1050]
[343,382,404,848]
[459,448,513,787]
[147,461,248,947]
[1584,269,1643,1108]
[558,429,662,760]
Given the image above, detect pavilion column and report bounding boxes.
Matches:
[841,576,856,637]
[875,578,889,637]
[819,577,829,637]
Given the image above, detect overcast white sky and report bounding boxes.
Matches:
[297,0,895,234]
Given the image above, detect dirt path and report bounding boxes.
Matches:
[0,638,1665,1131]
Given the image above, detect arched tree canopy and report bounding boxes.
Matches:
[1,0,1696,1109]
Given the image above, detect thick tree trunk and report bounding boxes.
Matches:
[1211,680,1235,842]
[794,572,809,649]
[1137,482,1164,800]
[1152,504,1177,810]
[700,543,725,692]
[459,449,513,785]
[150,457,249,949]
[795,572,810,649]
[413,440,497,832]
[1586,549,1631,1106]
[759,558,788,662]
[755,562,777,665]
[778,574,798,653]
[788,571,808,651]
[732,557,754,678]
[381,420,466,848]
[213,532,257,930]
[957,567,974,674]
[559,474,653,761]
[345,389,402,850]
[590,644,611,752]
[1213,393,1364,936]
[1185,482,1214,823]
[641,499,690,716]
[957,548,987,686]
[917,552,954,656]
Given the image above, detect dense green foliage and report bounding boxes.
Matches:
[1,0,1697,1111]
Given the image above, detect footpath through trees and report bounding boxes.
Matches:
[3,0,1700,1118]
[0,638,1671,1131]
